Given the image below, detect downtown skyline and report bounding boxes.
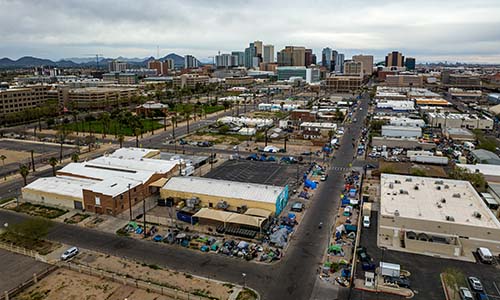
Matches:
[1,0,500,63]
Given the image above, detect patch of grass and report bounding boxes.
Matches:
[223,283,234,289]
[0,231,58,255]
[13,202,68,219]
[0,197,15,205]
[63,118,163,136]
[236,288,258,300]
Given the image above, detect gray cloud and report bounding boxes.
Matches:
[0,0,499,63]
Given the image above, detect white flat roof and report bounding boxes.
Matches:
[380,173,500,229]
[23,176,97,200]
[109,147,159,160]
[89,176,142,197]
[457,164,500,177]
[162,177,285,204]
[90,156,176,174]
[59,162,154,183]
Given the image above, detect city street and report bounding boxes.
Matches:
[0,95,369,299]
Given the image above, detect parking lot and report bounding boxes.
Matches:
[352,210,500,300]
[204,160,309,187]
[0,248,50,293]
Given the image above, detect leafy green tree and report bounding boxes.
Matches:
[449,166,487,192]
[118,134,125,148]
[71,153,79,162]
[219,125,230,134]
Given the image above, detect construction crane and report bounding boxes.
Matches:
[84,54,104,70]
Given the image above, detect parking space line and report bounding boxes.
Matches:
[493,281,500,296]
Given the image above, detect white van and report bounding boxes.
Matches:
[363,216,370,228]
[477,247,493,264]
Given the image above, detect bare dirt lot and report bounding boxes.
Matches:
[72,251,234,300]
[379,161,448,178]
[16,268,174,300]
[0,149,39,165]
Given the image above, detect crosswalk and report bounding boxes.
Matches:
[331,166,350,171]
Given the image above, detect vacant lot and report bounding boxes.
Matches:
[16,268,174,300]
[0,248,50,294]
[204,160,308,187]
[379,161,448,178]
[0,148,38,165]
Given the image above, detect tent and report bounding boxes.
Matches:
[304,179,317,189]
[244,208,272,218]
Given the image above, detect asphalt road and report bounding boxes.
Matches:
[0,97,370,299]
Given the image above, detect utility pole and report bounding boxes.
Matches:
[143,197,147,238]
[30,150,35,172]
[128,183,132,220]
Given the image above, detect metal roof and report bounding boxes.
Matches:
[162,177,285,204]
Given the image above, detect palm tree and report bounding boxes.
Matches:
[183,105,193,134]
[118,134,124,148]
[134,127,141,147]
[71,153,79,162]
[1,155,6,180]
[49,157,58,176]
[19,164,29,186]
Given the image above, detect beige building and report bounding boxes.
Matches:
[225,76,254,86]
[0,85,51,117]
[352,55,374,75]
[379,174,500,259]
[325,75,362,92]
[385,75,423,87]
[59,86,138,109]
[277,46,306,66]
[22,148,179,215]
[161,177,289,215]
[173,74,210,89]
[344,61,363,76]
[426,112,494,130]
[147,59,174,75]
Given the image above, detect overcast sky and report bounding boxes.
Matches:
[1,0,500,63]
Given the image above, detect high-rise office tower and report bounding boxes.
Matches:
[335,53,344,73]
[277,46,305,66]
[263,45,275,63]
[108,60,128,72]
[385,51,404,67]
[352,55,374,75]
[254,40,263,58]
[231,51,245,67]
[244,43,257,68]
[184,55,199,69]
[321,47,332,70]
[405,57,416,70]
[305,49,314,66]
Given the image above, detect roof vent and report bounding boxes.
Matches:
[394,210,400,216]
[452,193,461,198]
[435,180,444,185]
[444,185,449,189]
[405,178,412,182]
[441,198,446,203]
[473,211,481,219]
[446,216,455,221]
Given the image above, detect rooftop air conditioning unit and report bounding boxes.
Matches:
[394,210,400,216]
[473,211,481,219]
[452,193,461,198]
[441,198,446,203]
[446,216,455,221]
[435,180,444,185]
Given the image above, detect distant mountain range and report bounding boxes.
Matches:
[0,53,191,69]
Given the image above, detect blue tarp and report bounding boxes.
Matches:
[304,179,317,189]
[349,189,357,197]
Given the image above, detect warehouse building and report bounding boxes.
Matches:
[161,177,289,215]
[427,112,494,130]
[379,174,500,259]
[22,148,179,215]
[381,125,422,138]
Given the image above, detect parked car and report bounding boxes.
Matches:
[61,246,79,260]
[477,247,493,264]
[476,293,490,300]
[291,202,304,212]
[363,216,370,228]
[459,287,473,300]
[468,277,484,292]
[385,276,411,288]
